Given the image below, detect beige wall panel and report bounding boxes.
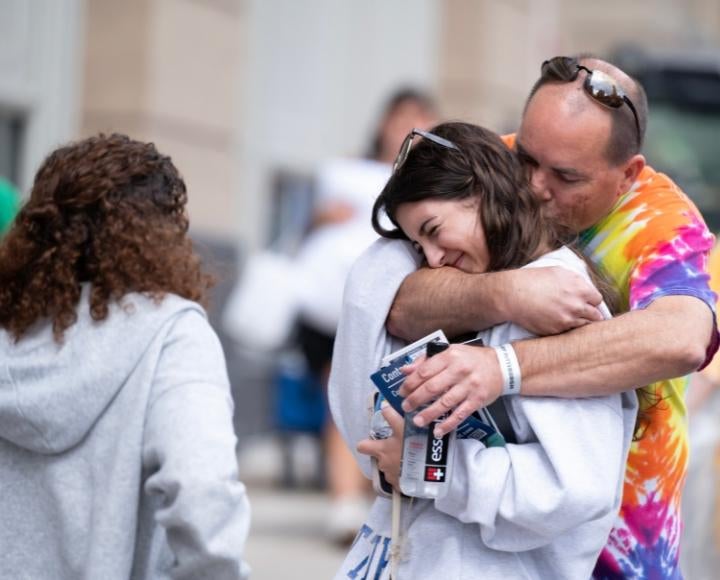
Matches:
[439,0,720,132]
[82,0,244,239]
[439,0,548,130]
[154,134,236,238]
[476,0,534,92]
[81,111,144,138]
[146,0,240,133]
[688,0,720,43]
[562,0,716,53]
[149,133,234,239]
[441,0,490,85]
[82,0,150,120]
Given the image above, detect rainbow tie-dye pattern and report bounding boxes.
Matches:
[580,165,718,580]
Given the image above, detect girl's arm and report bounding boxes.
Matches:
[434,392,635,551]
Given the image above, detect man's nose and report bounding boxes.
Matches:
[530,167,552,201]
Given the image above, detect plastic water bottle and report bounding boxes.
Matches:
[369,394,394,497]
[399,340,456,499]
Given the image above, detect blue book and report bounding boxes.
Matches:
[370,330,506,447]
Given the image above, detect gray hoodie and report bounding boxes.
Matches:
[0,288,250,580]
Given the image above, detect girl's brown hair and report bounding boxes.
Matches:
[0,133,213,342]
[372,122,619,312]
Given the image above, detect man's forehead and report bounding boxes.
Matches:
[516,130,573,165]
[518,99,611,169]
[516,133,595,181]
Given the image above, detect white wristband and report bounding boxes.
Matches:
[492,343,522,395]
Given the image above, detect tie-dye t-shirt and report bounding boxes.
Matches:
[699,242,720,383]
[578,165,718,580]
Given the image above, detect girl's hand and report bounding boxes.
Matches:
[357,405,405,489]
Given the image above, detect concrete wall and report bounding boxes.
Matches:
[81,0,440,246]
[439,0,720,133]
[35,0,720,244]
[81,0,244,239]
[236,0,440,248]
[0,0,84,192]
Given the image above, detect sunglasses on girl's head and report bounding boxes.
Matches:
[393,128,459,173]
[541,56,641,148]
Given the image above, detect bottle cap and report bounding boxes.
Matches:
[426,340,449,358]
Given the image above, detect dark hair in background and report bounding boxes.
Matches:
[366,87,438,161]
[0,133,213,342]
[372,121,620,311]
[526,54,648,165]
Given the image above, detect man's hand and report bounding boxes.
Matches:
[505,267,604,335]
[398,344,504,437]
[357,405,404,489]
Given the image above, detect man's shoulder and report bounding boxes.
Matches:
[631,163,699,212]
[351,238,420,274]
[344,238,422,301]
[501,133,516,149]
[584,161,715,279]
[597,162,708,236]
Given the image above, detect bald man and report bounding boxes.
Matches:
[381,56,717,578]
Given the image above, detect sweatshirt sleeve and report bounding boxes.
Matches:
[141,308,251,580]
[328,239,420,477]
[434,393,633,552]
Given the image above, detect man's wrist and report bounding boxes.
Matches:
[489,269,515,324]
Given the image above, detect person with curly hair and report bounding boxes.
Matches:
[0,133,251,579]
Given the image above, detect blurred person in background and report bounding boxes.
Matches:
[367,56,717,579]
[0,134,250,580]
[682,240,720,580]
[293,87,439,545]
[0,176,20,235]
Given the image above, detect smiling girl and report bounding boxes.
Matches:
[331,122,637,580]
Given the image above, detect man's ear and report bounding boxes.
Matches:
[618,154,646,196]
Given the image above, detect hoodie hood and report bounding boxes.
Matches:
[0,286,203,454]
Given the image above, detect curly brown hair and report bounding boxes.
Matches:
[0,133,213,342]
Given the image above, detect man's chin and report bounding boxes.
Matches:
[540,205,559,221]
[542,209,579,232]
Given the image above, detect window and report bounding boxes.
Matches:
[0,108,24,186]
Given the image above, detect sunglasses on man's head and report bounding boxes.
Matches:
[393,128,459,173]
[541,56,641,148]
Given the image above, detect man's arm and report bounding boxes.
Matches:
[388,265,604,341]
[517,295,710,393]
[387,267,506,339]
[399,295,714,436]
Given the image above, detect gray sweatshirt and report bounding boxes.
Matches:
[0,288,250,580]
[329,239,637,580]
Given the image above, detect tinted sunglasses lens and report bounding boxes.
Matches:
[393,129,459,173]
[541,56,577,81]
[584,70,624,107]
[393,134,414,172]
